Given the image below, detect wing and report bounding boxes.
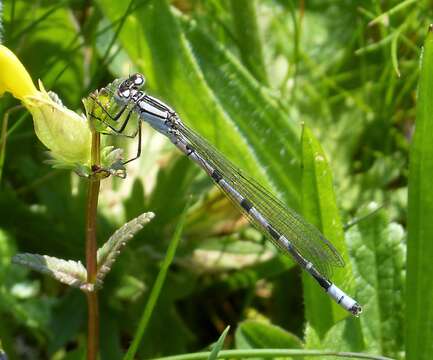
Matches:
[177,122,344,278]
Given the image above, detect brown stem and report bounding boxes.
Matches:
[85,131,101,360]
[86,291,99,360]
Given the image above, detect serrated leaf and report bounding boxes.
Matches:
[12,253,87,289]
[96,212,155,287]
[208,325,230,360]
[345,204,405,357]
[235,320,303,350]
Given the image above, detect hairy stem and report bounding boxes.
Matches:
[86,131,101,360]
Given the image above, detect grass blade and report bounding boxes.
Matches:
[123,202,190,360]
[208,326,230,360]
[368,0,417,26]
[406,26,433,360]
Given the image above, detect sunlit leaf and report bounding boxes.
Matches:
[12,253,87,289]
[96,212,155,286]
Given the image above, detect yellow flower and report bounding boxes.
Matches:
[0,45,38,100]
[0,45,91,167]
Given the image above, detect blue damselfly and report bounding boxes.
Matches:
[90,73,362,316]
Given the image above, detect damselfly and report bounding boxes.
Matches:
[90,73,362,316]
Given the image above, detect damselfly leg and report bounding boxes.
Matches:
[123,121,142,165]
[89,95,137,137]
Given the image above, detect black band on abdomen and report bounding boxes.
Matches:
[240,198,253,212]
[211,169,223,183]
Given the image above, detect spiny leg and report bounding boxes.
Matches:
[123,120,142,165]
[88,111,137,138]
[89,97,136,137]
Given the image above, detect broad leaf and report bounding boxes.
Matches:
[345,204,405,358]
[306,205,405,357]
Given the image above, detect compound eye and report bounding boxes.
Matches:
[133,74,145,86]
[119,88,130,98]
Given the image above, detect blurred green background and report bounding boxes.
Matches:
[0,0,431,359]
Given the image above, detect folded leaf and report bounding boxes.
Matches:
[96,212,155,287]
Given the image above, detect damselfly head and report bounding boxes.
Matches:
[117,73,146,99]
[131,73,145,87]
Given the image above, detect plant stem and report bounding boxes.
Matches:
[86,131,101,360]
[152,349,394,360]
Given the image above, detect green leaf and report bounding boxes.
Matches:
[124,202,189,360]
[48,290,86,354]
[304,317,364,355]
[208,325,230,360]
[96,212,155,287]
[406,26,433,360]
[12,253,87,289]
[301,125,356,335]
[229,0,268,85]
[235,320,303,350]
[207,256,294,293]
[346,204,405,357]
